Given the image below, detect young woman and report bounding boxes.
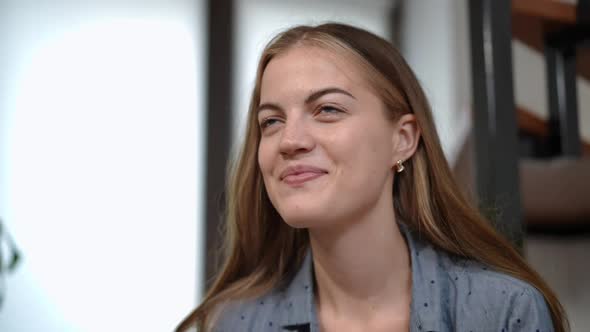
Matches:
[177,23,568,332]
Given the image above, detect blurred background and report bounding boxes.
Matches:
[0,0,588,331]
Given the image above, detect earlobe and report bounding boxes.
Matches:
[391,114,420,165]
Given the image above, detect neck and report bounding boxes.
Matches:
[308,193,412,321]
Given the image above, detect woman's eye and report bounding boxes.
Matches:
[260,118,280,129]
[318,106,343,115]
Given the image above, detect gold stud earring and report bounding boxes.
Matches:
[395,160,405,173]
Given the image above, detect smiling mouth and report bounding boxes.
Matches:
[282,172,326,186]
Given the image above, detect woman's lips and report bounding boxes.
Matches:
[282,171,326,186]
[279,164,328,186]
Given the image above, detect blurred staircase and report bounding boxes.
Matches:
[513,0,590,234]
[464,0,590,236]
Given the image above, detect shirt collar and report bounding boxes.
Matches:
[277,222,443,332]
[278,245,317,329]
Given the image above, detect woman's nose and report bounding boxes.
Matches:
[278,117,315,157]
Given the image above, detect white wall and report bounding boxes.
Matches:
[232,0,395,145]
[0,1,205,331]
[399,0,472,165]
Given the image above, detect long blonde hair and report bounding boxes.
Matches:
[177,23,568,332]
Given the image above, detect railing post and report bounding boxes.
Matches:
[205,0,233,287]
[469,0,523,247]
[545,40,581,157]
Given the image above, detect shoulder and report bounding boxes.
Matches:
[402,224,554,331]
[430,249,555,331]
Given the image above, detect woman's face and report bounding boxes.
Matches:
[257,46,408,229]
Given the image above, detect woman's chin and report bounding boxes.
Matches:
[280,211,327,229]
[280,208,347,230]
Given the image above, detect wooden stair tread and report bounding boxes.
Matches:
[517,106,590,156]
[512,0,590,82]
[512,0,576,24]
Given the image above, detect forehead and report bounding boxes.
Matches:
[260,46,368,102]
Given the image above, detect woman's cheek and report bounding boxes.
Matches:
[258,141,273,175]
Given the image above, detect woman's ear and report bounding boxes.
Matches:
[391,113,421,166]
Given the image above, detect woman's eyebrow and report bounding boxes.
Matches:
[257,102,282,114]
[304,87,356,104]
[257,87,355,113]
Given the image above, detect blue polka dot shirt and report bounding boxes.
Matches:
[212,223,555,331]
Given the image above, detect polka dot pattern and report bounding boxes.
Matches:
[212,223,556,332]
